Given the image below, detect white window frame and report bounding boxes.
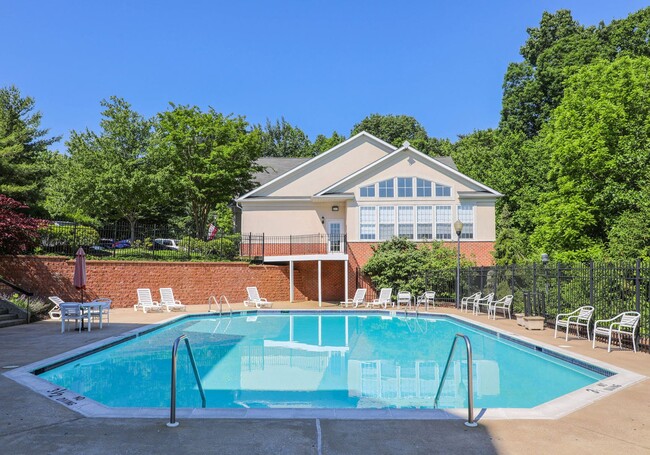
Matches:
[378,206,395,240]
[458,204,475,239]
[397,206,414,239]
[416,205,433,240]
[359,206,376,240]
[435,183,452,198]
[416,178,432,197]
[397,177,413,198]
[378,179,394,198]
[435,205,452,240]
[360,184,375,198]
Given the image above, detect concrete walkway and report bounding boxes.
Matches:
[1,302,648,454]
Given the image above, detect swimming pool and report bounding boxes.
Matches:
[34,311,614,412]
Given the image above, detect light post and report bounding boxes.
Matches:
[454,220,464,309]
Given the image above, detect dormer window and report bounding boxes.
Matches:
[435,184,451,197]
[378,179,394,198]
[416,178,432,197]
[360,184,375,197]
[397,177,413,197]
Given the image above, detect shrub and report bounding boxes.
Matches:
[0,195,43,255]
[0,293,51,319]
[38,224,100,253]
[362,237,475,297]
[178,235,240,260]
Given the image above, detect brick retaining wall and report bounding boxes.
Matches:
[0,256,307,308]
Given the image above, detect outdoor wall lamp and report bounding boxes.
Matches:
[541,253,549,265]
[321,216,325,224]
[331,205,339,212]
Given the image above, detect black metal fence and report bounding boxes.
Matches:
[239,233,348,260]
[35,221,241,261]
[357,261,650,351]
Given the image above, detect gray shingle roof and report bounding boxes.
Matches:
[253,157,311,186]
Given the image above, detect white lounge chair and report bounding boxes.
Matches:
[244,286,272,308]
[48,296,65,320]
[416,291,436,310]
[159,288,187,312]
[460,292,480,312]
[367,288,392,309]
[473,293,494,315]
[554,305,594,341]
[60,303,85,333]
[341,288,367,308]
[592,311,641,352]
[134,289,163,313]
[489,295,513,320]
[397,291,412,309]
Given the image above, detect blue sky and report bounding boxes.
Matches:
[1,1,648,151]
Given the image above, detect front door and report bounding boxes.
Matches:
[326,220,343,253]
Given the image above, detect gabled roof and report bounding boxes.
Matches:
[237,132,396,201]
[253,157,311,186]
[315,142,503,197]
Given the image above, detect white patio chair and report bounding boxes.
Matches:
[367,288,392,309]
[60,303,84,333]
[554,305,594,341]
[341,288,367,308]
[396,291,412,309]
[89,297,112,327]
[48,296,65,320]
[488,295,513,320]
[473,293,494,315]
[416,291,436,310]
[134,289,163,313]
[244,286,273,308]
[592,311,641,352]
[159,288,187,312]
[460,292,480,312]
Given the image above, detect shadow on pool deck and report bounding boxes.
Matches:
[0,302,648,454]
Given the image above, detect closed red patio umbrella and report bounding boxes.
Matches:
[73,247,87,303]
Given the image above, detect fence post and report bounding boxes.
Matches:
[533,262,537,310]
[187,229,192,260]
[113,221,117,258]
[589,261,594,308]
[511,263,515,297]
[72,222,78,256]
[262,233,265,260]
[636,258,641,313]
[556,262,562,314]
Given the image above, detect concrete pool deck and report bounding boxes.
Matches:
[1,301,649,454]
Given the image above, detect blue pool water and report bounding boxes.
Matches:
[38,313,609,409]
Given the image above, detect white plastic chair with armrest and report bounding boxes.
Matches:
[60,303,84,333]
[460,292,480,313]
[488,295,513,320]
[416,291,435,310]
[473,293,494,315]
[48,296,65,320]
[592,311,640,352]
[554,306,594,341]
[396,291,412,309]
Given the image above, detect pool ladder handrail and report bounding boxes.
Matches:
[434,333,478,427]
[208,295,232,316]
[167,334,206,427]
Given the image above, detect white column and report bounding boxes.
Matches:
[318,260,322,307]
[289,260,294,303]
[344,259,349,302]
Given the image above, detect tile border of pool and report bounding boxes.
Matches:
[3,309,646,421]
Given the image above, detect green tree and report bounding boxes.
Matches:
[532,56,650,258]
[311,131,346,154]
[45,97,163,240]
[154,104,262,239]
[0,86,59,213]
[351,114,428,146]
[259,117,313,157]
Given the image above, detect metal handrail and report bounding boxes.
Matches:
[434,333,477,427]
[207,295,232,315]
[167,335,206,427]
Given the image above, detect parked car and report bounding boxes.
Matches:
[98,238,114,248]
[112,239,131,249]
[152,238,180,251]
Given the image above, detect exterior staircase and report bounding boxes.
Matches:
[0,306,27,328]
